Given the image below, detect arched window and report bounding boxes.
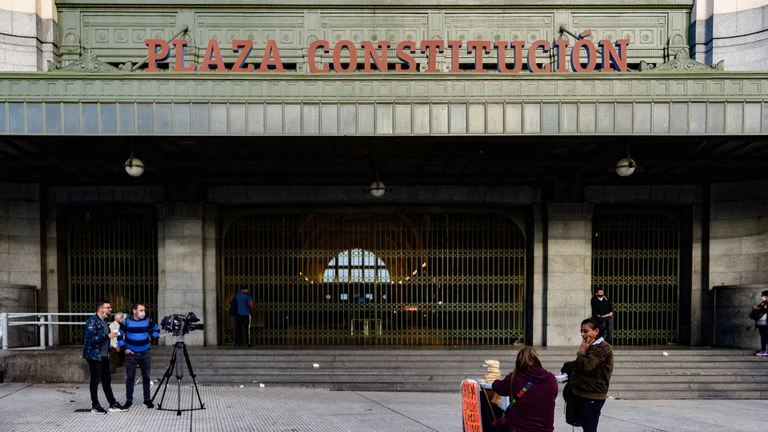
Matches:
[323,248,391,283]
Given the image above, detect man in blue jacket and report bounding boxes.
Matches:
[232,285,254,347]
[82,300,127,414]
[118,302,160,409]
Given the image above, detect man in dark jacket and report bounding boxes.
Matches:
[232,286,254,347]
[82,300,126,414]
[591,289,614,344]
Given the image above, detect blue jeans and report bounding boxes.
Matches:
[125,350,152,403]
[580,397,606,432]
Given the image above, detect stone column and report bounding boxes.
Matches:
[531,205,545,346]
[0,0,58,71]
[203,204,219,346]
[158,203,205,346]
[0,184,41,289]
[546,203,593,347]
[690,204,704,346]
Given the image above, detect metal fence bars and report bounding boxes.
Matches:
[67,211,159,344]
[592,213,680,345]
[221,213,527,346]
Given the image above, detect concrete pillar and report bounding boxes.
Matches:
[0,184,41,289]
[690,204,704,346]
[691,0,768,70]
[157,203,205,346]
[0,0,58,71]
[545,203,593,347]
[203,204,219,346]
[531,205,545,346]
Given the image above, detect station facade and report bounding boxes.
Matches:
[0,0,767,348]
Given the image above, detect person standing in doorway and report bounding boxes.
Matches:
[82,300,126,414]
[591,289,614,344]
[118,303,160,409]
[232,285,254,347]
[751,290,768,356]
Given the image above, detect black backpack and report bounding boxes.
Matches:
[229,295,238,317]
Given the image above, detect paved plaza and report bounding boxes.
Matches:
[0,382,765,432]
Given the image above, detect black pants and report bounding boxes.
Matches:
[758,325,768,351]
[580,397,606,432]
[599,316,613,344]
[86,357,116,408]
[235,315,249,345]
[125,350,152,403]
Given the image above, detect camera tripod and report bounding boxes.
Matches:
[150,336,205,416]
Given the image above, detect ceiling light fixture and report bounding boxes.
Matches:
[615,146,637,177]
[124,144,145,177]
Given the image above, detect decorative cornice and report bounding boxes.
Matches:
[547,203,593,220]
[48,48,125,73]
[639,48,725,73]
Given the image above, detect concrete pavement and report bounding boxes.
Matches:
[0,383,764,431]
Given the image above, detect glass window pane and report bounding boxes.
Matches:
[350,269,362,282]
[336,251,349,266]
[101,104,117,134]
[379,270,391,283]
[9,103,24,133]
[26,104,42,133]
[191,104,209,134]
[156,104,172,134]
[45,104,62,133]
[322,269,335,283]
[173,104,190,134]
[377,258,386,267]
[363,250,376,266]
[364,269,376,282]
[118,103,136,134]
[81,104,97,134]
[350,249,362,266]
[327,258,336,266]
[0,103,5,133]
[137,104,154,134]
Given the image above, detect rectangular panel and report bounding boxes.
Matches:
[118,103,136,134]
[634,103,651,134]
[725,103,744,134]
[284,104,302,134]
[653,103,670,134]
[450,103,467,134]
[265,104,283,134]
[764,104,768,134]
[669,103,688,134]
[578,103,596,134]
[394,104,412,135]
[358,104,375,134]
[375,104,393,135]
[247,104,265,134]
[26,104,42,134]
[44,103,62,134]
[155,104,172,134]
[302,105,320,135]
[597,103,614,134]
[430,104,449,134]
[486,104,504,134]
[211,104,228,134]
[229,104,246,135]
[339,104,357,134]
[9,103,24,134]
[137,104,154,134]
[100,104,117,134]
[505,103,522,134]
[0,103,5,133]
[468,104,485,134]
[689,103,707,134]
[707,103,725,133]
[541,104,559,134]
[191,104,209,134]
[81,104,97,134]
[524,103,541,134]
[744,103,761,134]
[413,104,430,134]
[615,104,633,134]
[320,104,338,134]
[173,104,191,134]
[561,103,578,134]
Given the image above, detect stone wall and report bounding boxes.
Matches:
[158,203,205,346]
[713,284,768,349]
[709,179,768,288]
[0,0,58,71]
[0,184,41,290]
[0,348,87,383]
[691,0,768,71]
[545,203,592,347]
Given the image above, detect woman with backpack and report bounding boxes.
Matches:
[750,290,768,356]
[490,346,558,432]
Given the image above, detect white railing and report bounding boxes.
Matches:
[0,312,96,350]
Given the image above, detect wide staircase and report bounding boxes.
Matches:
[118,346,768,399]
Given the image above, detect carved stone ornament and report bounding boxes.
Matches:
[48,48,121,73]
[639,48,725,72]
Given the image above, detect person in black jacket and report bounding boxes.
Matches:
[591,289,613,344]
[752,290,768,356]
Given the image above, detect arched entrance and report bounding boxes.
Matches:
[65,208,159,344]
[220,213,527,346]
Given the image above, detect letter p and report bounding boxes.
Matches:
[145,39,170,72]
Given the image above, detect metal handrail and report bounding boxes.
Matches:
[0,312,110,350]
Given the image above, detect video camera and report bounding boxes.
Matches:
[160,312,203,337]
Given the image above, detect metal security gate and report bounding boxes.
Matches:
[67,211,159,344]
[221,213,526,346]
[592,213,680,345]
